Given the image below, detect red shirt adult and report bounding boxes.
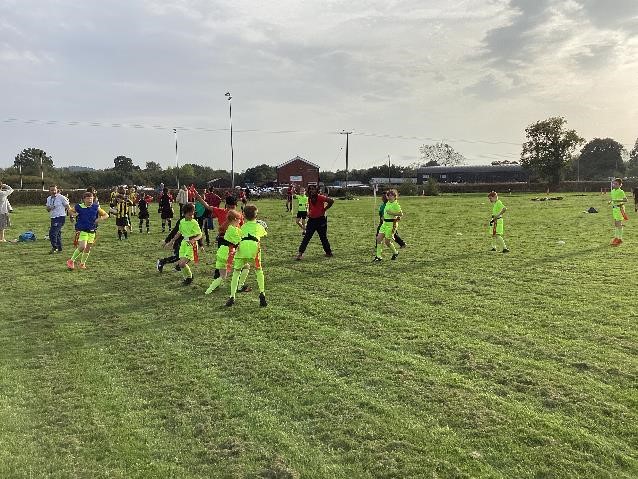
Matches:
[308,194,331,218]
[213,207,244,235]
[205,192,221,208]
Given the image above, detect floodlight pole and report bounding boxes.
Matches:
[40,151,44,191]
[174,128,180,189]
[388,154,391,186]
[225,92,234,189]
[340,130,352,197]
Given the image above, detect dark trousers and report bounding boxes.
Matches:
[197,217,210,245]
[159,245,180,266]
[298,216,332,255]
[376,223,406,247]
[49,216,65,251]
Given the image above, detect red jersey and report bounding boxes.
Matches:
[205,192,221,208]
[213,207,244,235]
[308,194,330,218]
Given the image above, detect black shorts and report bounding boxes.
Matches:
[116,216,130,227]
[138,211,149,220]
[296,211,307,219]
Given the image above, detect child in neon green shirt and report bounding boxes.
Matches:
[610,178,628,246]
[373,189,403,261]
[294,187,308,235]
[226,205,268,307]
[488,191,509,253]
[205,210,242,294]
[167,203,202,285]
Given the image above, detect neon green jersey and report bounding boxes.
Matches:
[610,188,626,204]
[235,220,267,259]
[179,218,201,239]
[383,200,402,221]
[492,200,505,216]
[296,194,308,210]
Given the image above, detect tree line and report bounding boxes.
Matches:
[4,117,638,189]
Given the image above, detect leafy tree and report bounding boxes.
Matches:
[243,164,277,185]
[418,143,465,166]
[145,161,162,171]
[113,155,136,172]
[425,160,440,166]
[576,138,625,180]
[627,138,638,177]
[520,117,584,185]
[14,148,54,173]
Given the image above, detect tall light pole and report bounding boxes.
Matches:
[340,130,352,198]
[388,154,391,186]
[40,151,44,191]
[173,128,180,189]
[225,92,235,189]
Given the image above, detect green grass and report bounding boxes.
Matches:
[1,194,636,478]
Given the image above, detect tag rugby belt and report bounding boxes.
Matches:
[241,234,259,242]
[219,238,239,248]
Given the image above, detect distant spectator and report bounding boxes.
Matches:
[176,185,189,216]
[46,184,70,253]
[0,181,14,243]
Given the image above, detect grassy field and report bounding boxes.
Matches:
[0,194,636,479]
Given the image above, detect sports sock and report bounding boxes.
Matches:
[168,220,172,230]
[388,242,398,255]
[255,268,265,293]
[496,235,506,250]
[213,268,220,279]
[71,248,82,261]
[230,270,240,298]
[146,220,149,232]
[118,230,122,240]
[375,243,382,258]
[237,268,250,289]
[181,264,192,279]
[619,227,624,239]
[206,277,224,293]
[80,250,90,264]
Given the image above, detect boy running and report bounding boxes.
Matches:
[377,191,406,248]
[610,178,628,246]
[205,210,242,294]
[66,192,109,270]
[226,205,268,307]
[373,189,403,261]
[294,186,308,235]
[114,189,133,240]
[166,203,202,285]
[488,191,509,253]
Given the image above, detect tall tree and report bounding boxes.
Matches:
[145,161,162,171]
[243,164,277,185]
[113,155,135,172]
[418,143,466,166]
[627,138,638,176]
[520,117,584,185]
[576,138,625,180]
[14,148,54,173]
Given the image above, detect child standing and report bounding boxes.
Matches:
[166,203,202,285]
[610,178,628,246]
[205,210,242,294]
[66,192,109,270]
[373,189,403,261]
[158,187,174,233]
[114,189,133,240]
[294,186,308,235]
[129,186,138,217]
[138,193,152,233]
[488,191,509,253]
[226,205,268,307]
[377,191,406,248]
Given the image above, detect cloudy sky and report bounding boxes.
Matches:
[1,0,638,173]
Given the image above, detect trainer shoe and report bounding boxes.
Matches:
[79,263,87,270]
[399,244,407,249]
[610,238,620,245]
[372,256,383,262]
[259,292,268,307]
[156,259,164,273]
[391,253,399,260]
[225,297,235,307]
[66,259,75,270]
[49,248,57,255]
[502,248,510,253]
[295,254,303,261]
[182,276,193,286]
[238,285,252,293]
[325,252,334,257]
[174,265,181,272]
[490,247,497,252]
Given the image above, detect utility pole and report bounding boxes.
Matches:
[340,130,352,198]
[388,154,391,186]
[40,151,44,191]
[225,92,234,189]
[173,128,180,188]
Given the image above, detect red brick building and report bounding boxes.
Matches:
[276,156,320,186]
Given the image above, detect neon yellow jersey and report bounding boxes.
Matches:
[296,194,308,210]
[179,218,202,239]
[383,200,402,221]
[610,188,626,204]
[236,220,267,259]
[492,200,505,216]
[224,225,242,244]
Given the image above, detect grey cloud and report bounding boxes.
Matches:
[578,0,638,33]
[572,43,617,70]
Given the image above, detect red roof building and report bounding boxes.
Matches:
[276,156,320,186]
